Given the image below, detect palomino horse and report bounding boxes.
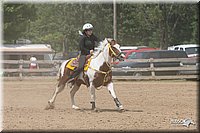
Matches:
[45,38,125,111]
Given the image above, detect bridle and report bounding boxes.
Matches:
[92,41,123,60]
[108,43,123,60]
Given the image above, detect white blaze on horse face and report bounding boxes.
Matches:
[113,44,125,58]
[113,44,121,51]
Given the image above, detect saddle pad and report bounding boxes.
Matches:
[66,58,77,70]
[66,57,92,71]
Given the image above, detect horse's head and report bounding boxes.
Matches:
[106,38,125,61]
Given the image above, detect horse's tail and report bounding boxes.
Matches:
[57,66,62,81]
[57,60,69,81]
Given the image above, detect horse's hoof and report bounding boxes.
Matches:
[119,109,125,112]
[44,102,55,110]
[93,108,101,112]
[72,105,80,110]
[44,104,54,110]
[118,105,125,112]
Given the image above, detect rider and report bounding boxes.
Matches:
[68,23,99,83]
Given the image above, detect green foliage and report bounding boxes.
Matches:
[3,4,36,42]
[158,4,198,48]
[3,3,198,51]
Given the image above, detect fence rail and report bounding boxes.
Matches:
[2,58,199,81]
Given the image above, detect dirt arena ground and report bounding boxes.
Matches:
[2,77,199,132]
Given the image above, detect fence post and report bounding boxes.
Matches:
[150,58,155,78]
[19,59,23,81]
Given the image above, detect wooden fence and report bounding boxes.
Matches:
[2,58,199,81]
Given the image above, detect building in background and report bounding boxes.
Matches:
[1,43,55,76]
[1,44,55,61]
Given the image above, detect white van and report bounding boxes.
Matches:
[168,44,199,57]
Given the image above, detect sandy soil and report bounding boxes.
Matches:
[2,77,199,132]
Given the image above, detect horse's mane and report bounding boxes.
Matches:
[93,39,108,57]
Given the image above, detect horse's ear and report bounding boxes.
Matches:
[106,38,112,43]
[110,40,116,46]
[104,38,108,43]
[106,38,116,45]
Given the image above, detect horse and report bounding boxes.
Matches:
[45,38,125,111]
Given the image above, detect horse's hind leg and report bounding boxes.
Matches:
[107,82,124,110]
[45,82,66,110]
[70,83,81,110]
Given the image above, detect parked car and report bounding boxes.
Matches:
[112,47,159,65]
[112,50,189,76]
[127,50,188,59]
[122,47,159,59]
[168,44,199,58]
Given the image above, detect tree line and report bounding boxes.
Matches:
[3,3,199,52]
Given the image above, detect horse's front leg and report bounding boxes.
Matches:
[88,82,96,110]
[107,82,124,110]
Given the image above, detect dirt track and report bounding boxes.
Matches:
[2,77,199,131]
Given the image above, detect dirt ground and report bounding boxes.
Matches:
[2,77,199,132]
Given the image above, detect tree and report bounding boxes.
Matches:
[25,3,113,52]
[3,4,36,43]
[158,4,198,49]
[3,3,198,51]
[117,3,198,49]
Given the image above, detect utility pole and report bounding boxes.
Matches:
[113,0,117,40]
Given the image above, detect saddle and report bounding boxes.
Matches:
[66,54,92,71]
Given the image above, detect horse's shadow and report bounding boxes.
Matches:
[76,108,144,113]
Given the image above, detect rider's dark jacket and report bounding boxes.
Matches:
[79,33,99,55]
